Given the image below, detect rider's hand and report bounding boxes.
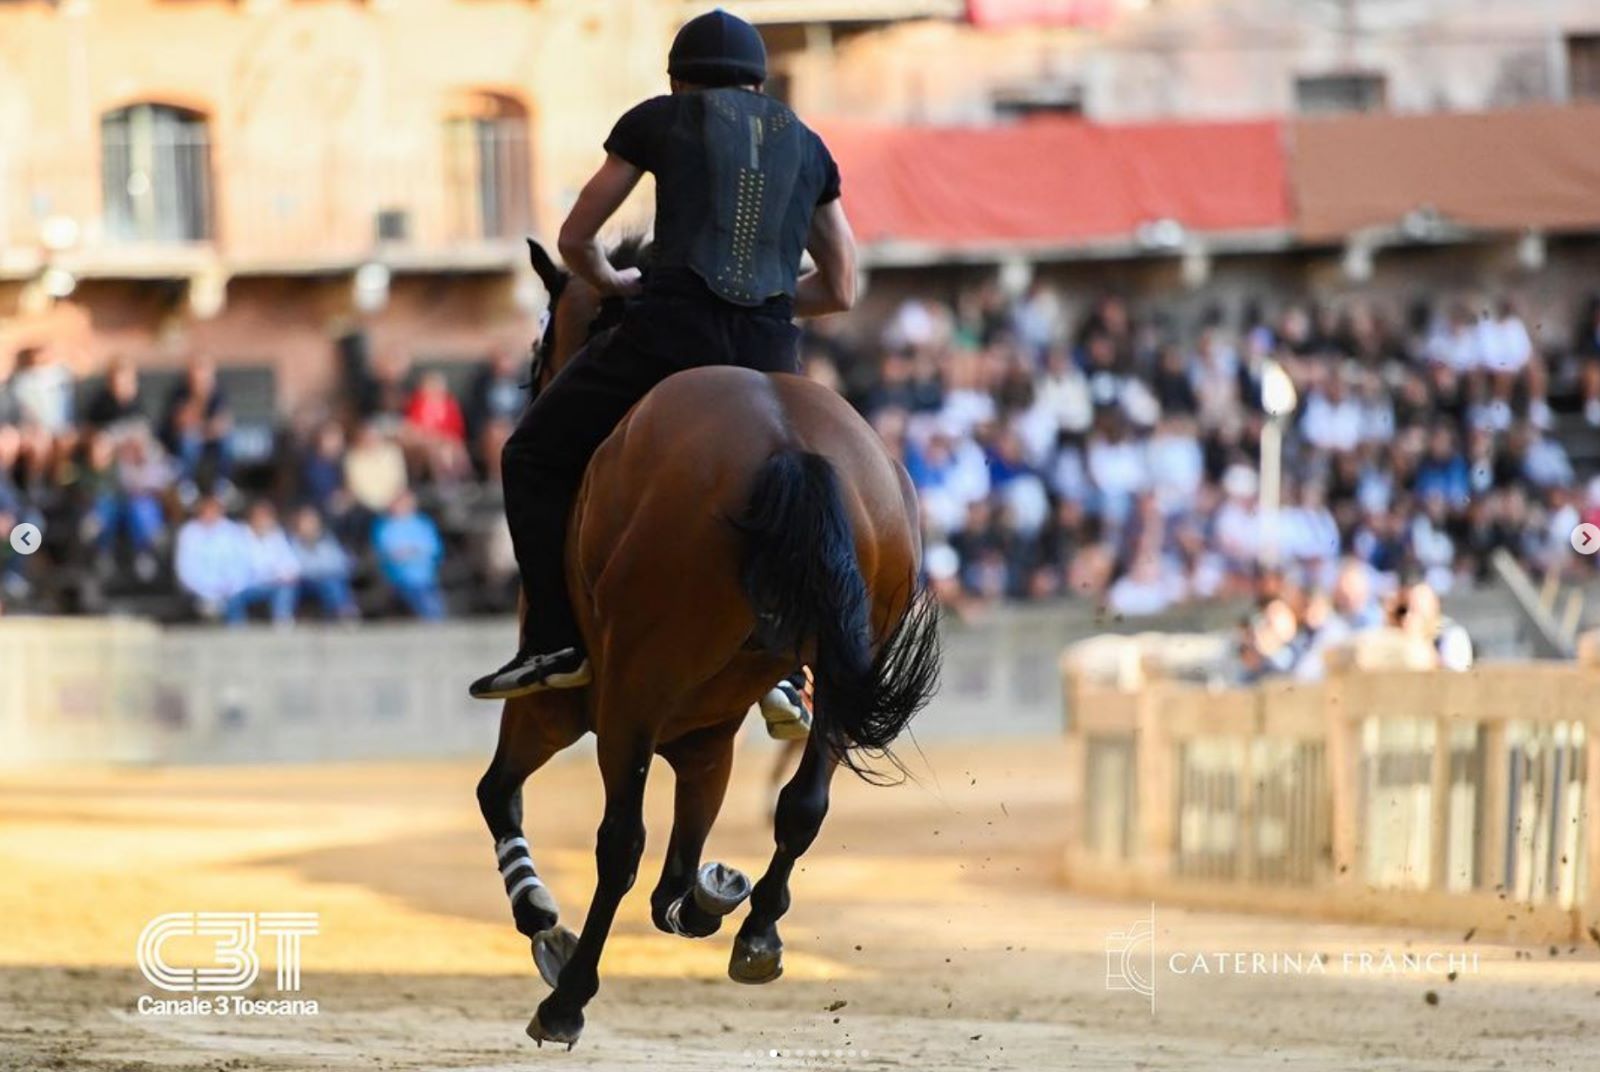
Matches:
[602,267,643,298]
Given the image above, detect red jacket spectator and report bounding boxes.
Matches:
[405,372,465,443]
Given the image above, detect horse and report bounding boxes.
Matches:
[474,239,941,1048]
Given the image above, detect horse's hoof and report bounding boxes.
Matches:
[532,925,579,989]
[728,934,784,985]
[693,862,752,916]
[526,999,583,1049]
[512,885,560,938]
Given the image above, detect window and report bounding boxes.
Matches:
[443,93,532,242]
[1294,72,1387,116]
[1569,34,1600,102]
[993,84,1085,120]
[100,103,213,243]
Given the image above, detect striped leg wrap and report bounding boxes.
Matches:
[495,835,545,906]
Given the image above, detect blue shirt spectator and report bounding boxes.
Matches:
[372,492,445,620]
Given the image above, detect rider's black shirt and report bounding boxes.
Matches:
[604,90,841,309]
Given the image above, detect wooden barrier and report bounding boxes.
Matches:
[1061,639,1600,943]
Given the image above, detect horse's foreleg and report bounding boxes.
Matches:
[729,730,837,984]
[476,693,586,941]
[650,720,748,938]
[527,728,652,1049]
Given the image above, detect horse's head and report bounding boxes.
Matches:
[524,237,651,396]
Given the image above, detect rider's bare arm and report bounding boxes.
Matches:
[558,154,646,297]
[794,200,857,318]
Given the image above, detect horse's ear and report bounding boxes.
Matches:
[525,238,566,296]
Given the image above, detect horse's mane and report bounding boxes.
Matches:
[525,235,654,393]
[606,234,653,272]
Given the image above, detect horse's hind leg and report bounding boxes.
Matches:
[730,729,838,984]
[650,719,750,938]
[476,691,586,942]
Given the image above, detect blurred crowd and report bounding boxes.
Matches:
[2,280,1599,635]
[0,343,527,622]
[801,283,1600,632]
[1226,559,1473,683]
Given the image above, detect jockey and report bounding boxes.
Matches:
[469,8,858,741]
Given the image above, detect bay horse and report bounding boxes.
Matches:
[474,240,940,1047]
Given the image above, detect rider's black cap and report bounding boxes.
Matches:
[668,9,768,87]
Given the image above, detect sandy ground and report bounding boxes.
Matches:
[1,736,1597,1072]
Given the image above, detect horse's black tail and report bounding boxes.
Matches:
[736,450,941,781]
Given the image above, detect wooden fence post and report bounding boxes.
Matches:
[1477,721,1509,895]
[1134,675,1175,878]
[1324,662,1360,883]
[1429,716,1452,890]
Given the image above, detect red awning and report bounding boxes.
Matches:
[966,0,1119,29]
[816,117,1290,254]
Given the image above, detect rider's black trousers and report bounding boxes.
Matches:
[502,284,800,655]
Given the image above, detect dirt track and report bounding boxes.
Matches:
[2,737,1597,1072]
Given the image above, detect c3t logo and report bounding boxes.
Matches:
[137,912,319,992]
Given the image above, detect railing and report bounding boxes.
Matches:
[1062,635,1600,942]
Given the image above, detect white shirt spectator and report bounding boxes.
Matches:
[1428,323,1481,373]
[1360,394,1395,443]
[1009,401,1061,467]
[938,389,996,439]
[1281,503,1341,563]
[1525,433,1573,489]
[1409,515,1455,592]
[882,299,948,350]
[1012,287,1064,355]
[1215,486,1260,565]
[11,360,75,433]
[999,474,1051,537]
[1048,445,1089,502]
[1106,558,1183,617]
[1119,377,1161,429]
[175,516,251,604]
[1479,312,1532,375]
[1147,430,1203,514]
[1086,437,1149,505]
[242,523,301,589]
[1301,390,1363,453]
[943,437,992,514]
[1035,365,1093,436]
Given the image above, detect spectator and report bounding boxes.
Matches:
[1106,550,1183,617]
[83,358,145,432]
[174,495,250,620]
[9,346,75,434]
[88,429,172,578]
[371,491,445,620]
[1390,582,1473,671]
[300,421,350,515]
[160,356,232,489]
[404,369,469,482]
[227,500,299,625]
[344,423,409,513]
[289,506,358,621]
[465,346,527,473]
